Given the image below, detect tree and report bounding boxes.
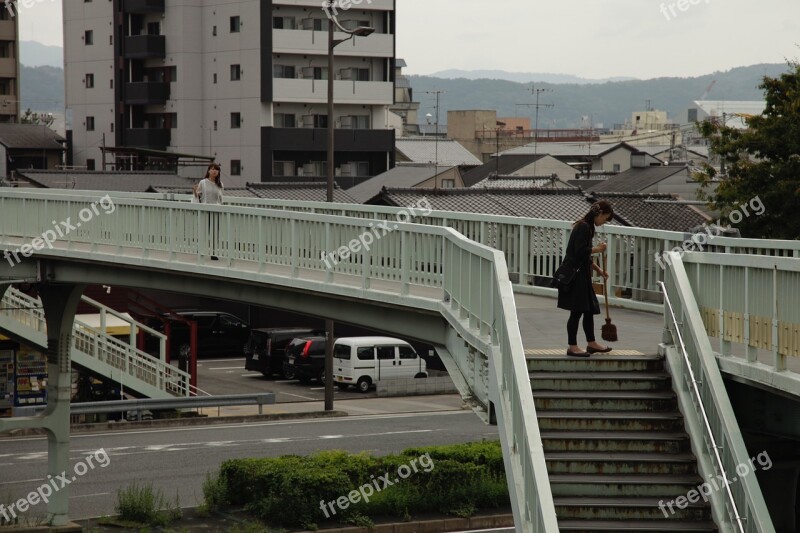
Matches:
[694,61,800,240]
[19,108,55,128]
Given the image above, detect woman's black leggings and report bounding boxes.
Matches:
[567,311,595,346]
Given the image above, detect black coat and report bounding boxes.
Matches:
[556,221,600,314]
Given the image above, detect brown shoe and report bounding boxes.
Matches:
[566,349,590,358]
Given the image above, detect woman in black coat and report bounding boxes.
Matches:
[557,200,614,357]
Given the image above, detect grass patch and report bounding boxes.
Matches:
[114,480,181,527]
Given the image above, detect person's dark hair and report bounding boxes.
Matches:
[203,162,223,188]
[574,200,613,237]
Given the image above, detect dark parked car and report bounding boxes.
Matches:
[244,327,323,377]
[282,336,327,383]
[149,310,251,358]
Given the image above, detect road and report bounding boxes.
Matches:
[0,411,495,520]
[197,356,377,402]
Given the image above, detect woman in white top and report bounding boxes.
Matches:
[193,163,223,260]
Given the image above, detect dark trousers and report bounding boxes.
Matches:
[567,310,595,345]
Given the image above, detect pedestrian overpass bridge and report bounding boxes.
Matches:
[0,189,798,532]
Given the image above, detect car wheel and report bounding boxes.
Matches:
[283,368,296,380]
[356,377,372,393]
[299,376,311,384]
[414,372,427,378]
[260,371,271,378]
[317,370,325,383]
[336,383,349,391]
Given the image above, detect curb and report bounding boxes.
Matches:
[297,514,515,532]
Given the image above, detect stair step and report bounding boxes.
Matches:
[550,473,705,497]
[531,372,671,391]
[558,519,718,531]
[555,496,711,521]
[537,410,684,432]
[528,355,665,373]
[546,452,698,475]
[533,390,677,412]
[541,430,690,453]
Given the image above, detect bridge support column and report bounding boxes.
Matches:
[39,284,85,527]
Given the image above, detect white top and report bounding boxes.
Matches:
[196,178,223,205]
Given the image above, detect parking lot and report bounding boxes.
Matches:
[196,356,378,402]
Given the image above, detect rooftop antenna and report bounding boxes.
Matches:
[423,90,446,189]
[516,84,553,176]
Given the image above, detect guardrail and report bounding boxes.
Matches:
[16,393,276,417]
[660,255,776,532]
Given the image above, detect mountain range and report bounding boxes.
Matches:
[15,40,788,131]
[410,63,786,130]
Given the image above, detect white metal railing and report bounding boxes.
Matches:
[660,257,776,532]
[0,287,190,397]
[0,188,559,532]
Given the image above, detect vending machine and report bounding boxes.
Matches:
[14,347,47,407]
[0,349,13,417]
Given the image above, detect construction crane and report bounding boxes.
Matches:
[699,80,716,101]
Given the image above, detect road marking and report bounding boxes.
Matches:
[0,411,472,441]
[277,391,316,401]
[208,366,245,370]
[0,477,45,485]
[71,492,110,499]
[274,379,296,383]
[200,358,246,363]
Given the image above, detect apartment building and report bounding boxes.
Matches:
[0,6,20,123]
[64,0,396,187]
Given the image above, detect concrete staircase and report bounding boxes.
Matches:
[530,354,718,532]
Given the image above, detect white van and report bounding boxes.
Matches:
[333,336,427,392]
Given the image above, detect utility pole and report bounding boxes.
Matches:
[423,90,445,187]
[516,85,553,176]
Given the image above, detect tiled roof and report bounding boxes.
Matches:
[501,141,623,157]
[148,186,259,198]
[471,175,577,189]
[589,192,711,232]
[586,165,689,193]
[377,187,606,222]
[246,182,357,203]
[461,154,547,187]
[346,164,448,203]
[0,124,66,150]
[16,170,193,192]
[396,137,481,166]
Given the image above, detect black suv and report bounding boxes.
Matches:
[150,311,251,358]
[282,336,327,383]
[244,327,323,377]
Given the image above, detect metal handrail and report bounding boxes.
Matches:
[658,280,745,532]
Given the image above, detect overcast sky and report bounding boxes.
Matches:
[18,0,800,79]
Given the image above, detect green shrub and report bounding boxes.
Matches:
[115,481,176,526]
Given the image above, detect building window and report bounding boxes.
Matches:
[273,16,296,30]
[353,115,370,129]
[230,112,241,129]
[86,116,95,131]
[213,73,217,84]
[442,179,455,189]
[109,35,113,45]
[84,30,93,45]
[85,73,94,88]
[275,113,295,128]
[301,114,328,128]
[273,65,295,79]
[273,161,296,177]
[312,67,328,80]
[147,22,160,35]
[230,16,241,33]
[110,123,114,132]
[213,120,217,131]
[110,79,113,89]
[230,64,241,81]
[613,164,621,172]
[212,25,217,36]
[231,160,241,176]
[86,159,95,170]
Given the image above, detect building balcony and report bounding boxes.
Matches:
[272,29,394,58]
[125,81,170,105]
[123,35,166,59]
[123,0,165,13]
[263,127,393,153]
[272,79,393,105]
[126,128,170,149]
[0,19,16,41]
[0,57,16,78]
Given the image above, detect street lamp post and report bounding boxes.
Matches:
[324,5,374,411]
